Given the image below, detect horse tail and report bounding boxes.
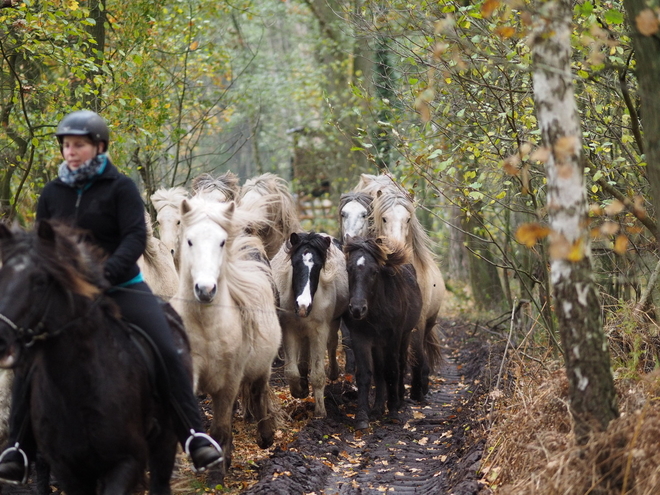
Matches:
[240,381,286,428]
[424,320,443,371]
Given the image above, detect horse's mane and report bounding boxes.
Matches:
[0,222,106,300]
[338,191,373,213]
[142,211,159,259]
[150,187,189,212]
[239,173,301,255]
[371,192,437,269]
[192,171,240,202]
[344,236,411,272]
[353,173,401,197]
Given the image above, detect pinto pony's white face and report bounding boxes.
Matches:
[377,203,411,244]
[341,201,369,241]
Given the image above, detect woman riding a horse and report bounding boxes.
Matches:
[0,110,222,485]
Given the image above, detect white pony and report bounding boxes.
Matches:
[137,212,179,300]
[352,172,401,197]
[271,232,348,418]
[371,191,446,400]
[170,197,281,475]
[338,191,374,242]
[150,186,189,271]
[239,173,301,259]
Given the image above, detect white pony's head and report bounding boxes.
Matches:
[339,192,373,242]
[179,198,235,303]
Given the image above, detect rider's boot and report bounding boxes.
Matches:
[185,430,223,472]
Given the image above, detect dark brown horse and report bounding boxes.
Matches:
[0,220,188,495]
[343,236,422,430]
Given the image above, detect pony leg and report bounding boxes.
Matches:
[326,318,340,382]
[309,325,329,418]
[147,430,177,495]
[371,346,387,419]
[210,387,239,476]
[247,375,276,449]
[98,458,143,495]
[351,332,372,430]
[282,327,308,399]
[340,320,356,376]
[409,327,427,402]
[384,342,403,416]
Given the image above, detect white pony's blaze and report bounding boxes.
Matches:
[295,252,314,317]
[380,203,411,243]
[341,201,369,241]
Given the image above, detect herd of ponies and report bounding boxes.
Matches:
[0,171,447,490]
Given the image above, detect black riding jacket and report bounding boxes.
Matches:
[36,159,147,286]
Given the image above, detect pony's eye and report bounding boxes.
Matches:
[407,218,411,223]
[361,212,367,218]
[341,211,347,218]
[187,239,193,247]
[177,220,181,225]
[382,218,387,223]
[220,240,226,248]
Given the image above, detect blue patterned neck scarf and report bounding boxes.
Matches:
[58,153,108,188]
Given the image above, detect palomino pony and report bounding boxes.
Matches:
[138,212,179,300]
[239,173,301,259]
[191,171,241,203]
[150,186,189,271]
[371,191,445,400]
[272,232,348,418]
[0,221,188,495]
[171,197,281,476]
[343,236,422,430]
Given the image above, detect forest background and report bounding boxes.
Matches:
[3,0,660,492]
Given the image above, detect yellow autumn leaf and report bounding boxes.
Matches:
[494,26,516,39]
[189,41,199,51]
[614,235,629,255]
[515,223,551,248]
[567,238,585,262]
[636,9,659,36]
[68,0,79,10]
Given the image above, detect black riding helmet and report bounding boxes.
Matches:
[55,110,110,153]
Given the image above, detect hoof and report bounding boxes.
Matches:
[355,418,369,430]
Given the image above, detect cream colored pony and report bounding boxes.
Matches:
[170,197,281,476]
[150,187,189,271]
[137,212,179,300]
[239,173,301,259]
[191,171,241,203]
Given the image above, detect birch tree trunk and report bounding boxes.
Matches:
[530,0,618,443]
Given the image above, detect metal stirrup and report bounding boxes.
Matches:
[0,443,28,485]
[184,430,224,473]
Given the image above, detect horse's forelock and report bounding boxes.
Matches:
[287,232,331,265]
[151,187,188,212]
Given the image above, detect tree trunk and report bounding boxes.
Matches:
[530,0,618,443]
[623,0,660,241]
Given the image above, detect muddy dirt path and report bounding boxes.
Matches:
[0,318,498,494]
[242,318,497,495]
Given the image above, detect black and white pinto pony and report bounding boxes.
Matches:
[170,197,281,476]
[343,236,422,430]
[0,221,188,495]
[272,232,348,418]
[239,173,302,259]
[371,191,445,400]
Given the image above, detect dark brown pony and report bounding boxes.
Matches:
[343,236,422,430]
[0,221,188,495]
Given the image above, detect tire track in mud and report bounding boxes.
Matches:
[244,319,491,495]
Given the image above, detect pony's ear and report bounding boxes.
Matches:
[226,201,235,218]
[180,199,191,215]
[375,237,383,245]
[321,235,331,250]
[0,223,13,242]
[289,232,300,246]
[37,220,56,243]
